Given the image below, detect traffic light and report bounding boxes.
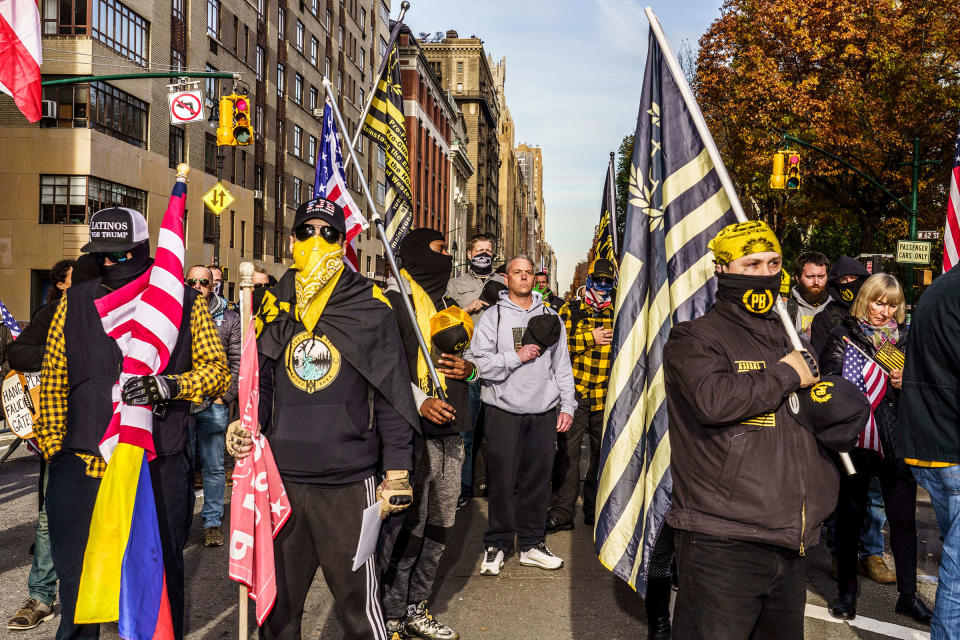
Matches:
[215,94,254,146]
[216,96,236,146]
[769,151,787,189]
[769,151,801,189]
[785,151,801,189]
[233,95,252,145]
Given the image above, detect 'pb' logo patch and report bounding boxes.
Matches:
[841,288,854,301]
[741,289,773,314]
[810,381,834,404]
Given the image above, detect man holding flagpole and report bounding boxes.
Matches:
[36,193,230,639]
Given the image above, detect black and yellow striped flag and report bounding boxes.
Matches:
[595,156,619,266]
[361,43,412,251]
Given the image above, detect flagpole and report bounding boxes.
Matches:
[341,1,410,175]
[322,77,447,401]
[607,151,619,260]
[237,260,254,640]
[644,7,747,224]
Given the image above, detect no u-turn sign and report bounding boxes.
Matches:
[168,90,205,124]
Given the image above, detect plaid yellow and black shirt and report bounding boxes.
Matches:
[559,299,614,413]
[35,294,230,478]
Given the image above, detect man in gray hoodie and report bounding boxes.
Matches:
[469,255,577,576]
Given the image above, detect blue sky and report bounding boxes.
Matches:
[404,0,725,292]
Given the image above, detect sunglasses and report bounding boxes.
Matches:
[293,223,342,244]
[592,278,615,288]
[94,251,131,264]
[185,278,211,287]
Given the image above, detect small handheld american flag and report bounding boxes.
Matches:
[841,343,888,456]
[0,300,21,338]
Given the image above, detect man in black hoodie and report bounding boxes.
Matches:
[809,256,871,355]
[381,228,473,640]
[229,197,418,640]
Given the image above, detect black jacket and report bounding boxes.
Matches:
[664,300,839,554]
[819,316,906,456]
[7,298,59,373]
[898,267,960,463]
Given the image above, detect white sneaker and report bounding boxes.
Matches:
[480,546,504,576]
[519,543,564,570]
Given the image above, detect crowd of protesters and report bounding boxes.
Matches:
[1,202,958,640]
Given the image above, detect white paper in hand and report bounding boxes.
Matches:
[352,500,383,572]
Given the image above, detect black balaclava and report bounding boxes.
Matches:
[398,228,453,304]
[469,252,493,276]
[716,270,783,316]
[99,241,152,291]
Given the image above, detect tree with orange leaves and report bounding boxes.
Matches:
[696,0,960,254]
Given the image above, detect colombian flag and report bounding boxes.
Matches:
[74,171,189,639]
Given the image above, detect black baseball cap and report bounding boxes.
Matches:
[590,259,616,280]
[293,197,346,235]
[81,207,149,253]
[786,374,870,453]
[522,313,562,351]
[479,280,508,306]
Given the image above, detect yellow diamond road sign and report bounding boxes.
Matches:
[202,182,235,215]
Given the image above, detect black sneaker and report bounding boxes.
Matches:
[456,494,470,510]
[403,601,459,640]
[545,517,574,533]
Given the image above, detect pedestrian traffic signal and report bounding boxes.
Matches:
[216,94,254,146]
[785,152,801,189]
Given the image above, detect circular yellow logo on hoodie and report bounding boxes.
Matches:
[285,331,341,393]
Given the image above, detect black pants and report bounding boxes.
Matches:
[262,476,385,640]
[835,448,918,597]
[46,450,194,640]
[549,396,602,523]
[673,531,805,640]
[484,405,557,552]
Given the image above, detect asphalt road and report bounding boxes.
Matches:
[0,435,943,639]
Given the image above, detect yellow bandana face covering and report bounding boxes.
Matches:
[709,220,782,265]
[294,237,344,331]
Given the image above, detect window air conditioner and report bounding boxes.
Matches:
[41,100,57,119]
[254,190,264,200]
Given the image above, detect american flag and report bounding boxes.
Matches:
[944,120,960,272]
[0,299,20,338]
[841,343,887,456]
[315,99,367,271]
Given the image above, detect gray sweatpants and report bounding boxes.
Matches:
[380,434,464,620]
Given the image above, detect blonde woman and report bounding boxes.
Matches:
[819,273,932,624]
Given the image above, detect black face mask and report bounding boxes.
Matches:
[398,229,453,304]
[716,270,783,316]
[835,278,864,306]
[469,253,493,275]
[99,242,152,291]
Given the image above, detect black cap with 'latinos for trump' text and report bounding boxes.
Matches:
[81,207,150,253]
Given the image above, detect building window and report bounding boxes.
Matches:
[89,81,148,148]
[256,46,264,81]
[325,56,331,78]
[358,47,365,68]
[376,181,385,205]
[294,74,303,104]
[379,36,387,60]
[172,0,184,21]
[358,86,364,105]
[242,25,249,62]
[42,0,88,35]
[278,6,285,39]
[255,164,264,191]
[338,26,343,51]
[310,37,319,66]
[377,146,385,169]
[308,135,317,165]
[277,63,285,97]
[457,61,463,74]
[325,9,331,30]
[39,82,88,129]
[230,210,236,248]
[39,176,87,224]
[171,49,185,72]
[380,0,389,26]
[337,70,342,93]
[255,105,264,134]
[359,7,365,30]
[240,152,247,187]
[309,86,318,110]
[205,133,218,173]
[257,0,264,20]
[169,126,184,169]
[38,175,148,225]
[293,177,302,206]
[293,125,302,157]
[207,0,220,37]
[456,82,463,91]
[203,209,217,244]
[295,20,304,51]
[204,64,219,108]
[92,0,149,65]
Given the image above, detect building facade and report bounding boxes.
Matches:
[420,31,500,253]
[0,0,393,321]
[516,143,545,263]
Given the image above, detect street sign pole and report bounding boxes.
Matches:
[214,154,225,265]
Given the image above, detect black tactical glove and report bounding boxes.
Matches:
[121,375,181,406]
